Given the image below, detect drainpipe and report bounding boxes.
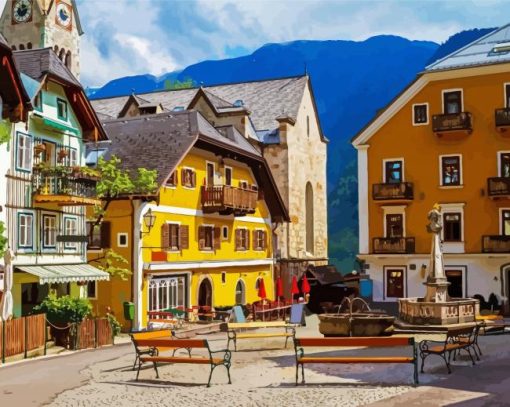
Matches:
[132,200,149,331]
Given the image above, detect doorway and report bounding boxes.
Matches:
[445,269,463,298]
[198,278,212,308]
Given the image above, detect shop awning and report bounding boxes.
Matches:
[16,264,110,284]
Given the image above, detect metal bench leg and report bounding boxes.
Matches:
[133,354,139,371]
[420,352,427,373]
[207,365,216,387]
[295,363,299,385]
[153,362,160,379]
[301,363,305,384]
[136,359,143,381]
[226,364,232,384]
[466,347,476,366]
[444,352,452,374]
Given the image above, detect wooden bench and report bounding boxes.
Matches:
[226,304,304,351]
[130,329,190,371]
[294,336,418,385]
[133,338,232,387]
[419,325,477,374]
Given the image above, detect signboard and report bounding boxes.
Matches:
[56,235,89,243]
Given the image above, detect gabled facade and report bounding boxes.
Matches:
[86,110,289,329]
[91,75,329,298]
[2,48,108,317]
[353,23,510,313]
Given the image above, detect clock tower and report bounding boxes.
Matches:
[0,0,83,78]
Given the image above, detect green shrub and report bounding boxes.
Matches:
[33,294,92,325]
[106,313,122,337]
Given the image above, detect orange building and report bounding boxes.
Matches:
[352,24,510,313]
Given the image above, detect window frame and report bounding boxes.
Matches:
[224,166,233,186]
[382,158,405,183]
[33,91,43,112]
[499,208,510,236]
[117,232,129,248]
[199,224,215,251]
[165,171,178,188]
[254,229,266,251]
[42,214,57,250]
[181,166,196,189]
[168,223,180,251]
[86,281,97,299]
[63,215,78,250]
[443,212,463,243]
[68,147,78,167]
[441,89,463,114]
[205,161,215,186]
[383,266,406,299]
[504,82,510,108]
[148,275,188,312]
[16,132,33,172]
[221,225,229,241]
[57,98,68,121]
[498,151,510,178]
[236,227,249,251]
[382,205,406,238]
[18,212,34,249]
[412,103,429,126]
[439,154,463,187]
[221,271,227,285]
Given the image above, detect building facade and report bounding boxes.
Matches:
[353,24,510,313]
[87,110,288,329]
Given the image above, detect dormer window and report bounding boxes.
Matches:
[173,106,185,112]
[492,42,510,53]
[57,98,68,121]
[233,100,244,107]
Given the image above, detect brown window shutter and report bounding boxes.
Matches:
[191,171,196,188]
[174,170,178,185]
[263,231,267,249]
[161,223,170,249]
[198,226,205,250]
[181,169,186,186]
[100,222,111,248]
[235,229,240,251]
[252,230,257,250]
[180,225,189,250]
[246,229,250,250]
[213,227,221,250]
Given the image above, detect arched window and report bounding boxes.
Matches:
[235,280,245,305]
[59,48,66,61]
[65,51,72,69]
[27,42,32,49]
[11,45,16,51]
[54,45,59,54]
[19,44,25,50]
[305,182,314,254]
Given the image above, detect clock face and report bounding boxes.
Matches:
[12,0,32,24]
[55,1,72,29]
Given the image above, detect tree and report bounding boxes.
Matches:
[89,249,131,281]
[164,77,195,90]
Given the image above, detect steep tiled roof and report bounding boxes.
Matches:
[426,23,510,71]
[13,48,81,87]
[91,76,308,132]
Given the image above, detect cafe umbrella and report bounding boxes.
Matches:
[291,275,300,303]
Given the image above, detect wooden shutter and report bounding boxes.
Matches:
[191,171,196,188]
[100,222,111,248]
[161,223,170,249]
[181,169,186,186]
[174,170,178,185]
[198,226,205,250]
[252,230,257,250]
[180,225,189,250]
[213,227,221,250]
[235,229,240,251]
[246,229,250,250]
[262,231,267,249]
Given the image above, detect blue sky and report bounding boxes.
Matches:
[3,0,510,87]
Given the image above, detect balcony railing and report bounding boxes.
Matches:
[495,108,510,128]
[373,237,415,254]
[372,182,414,201]
[432,112,472,134]
[487,177,510,197]
[32,168,100,206]
[482,235,510,253]
[201,185,257,216]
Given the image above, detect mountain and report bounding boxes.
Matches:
[89,28,492,272]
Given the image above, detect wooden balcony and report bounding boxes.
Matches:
[201,185,257,216]
[372,182,413,202]
[487,177,510,198]
[482,235,510,253]
[373,237,415,254]
[432,112,472,136]
[32,168,100,206]
[495,108,510,132]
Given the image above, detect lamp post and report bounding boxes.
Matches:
[140,208,156,238]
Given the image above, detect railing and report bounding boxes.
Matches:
[495,108,510,127]
[482,235,510,253]
[372,182,414,201]
[32,168,99,204]
[1,314,46,363]
[201,185,257,215]
[373,237,415,254]
[487,177,510,197]
[432,112,472,133]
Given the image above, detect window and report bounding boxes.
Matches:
[181,168,196,188]
[384,160,403,183]
[443,90,462,114]
[502,210,510,236]
[239,181,248,190]
[413,104,428,124]
[385,214,403,238]
[206,162,215,186]
[43,215,57,249]
[162,224,189,251]
[443,213,462,242]
[221,272,226,284]
[169,224,179,250]
[441,155,461,186]
[64,217,78,250]
[57,98,68,121]
[165,171,177,187]
[506,84,510,108]
[386,268,404,298]
[86,221,110,250]
[198,225,218,251]
[235,280,245,305]
[305,182,314,254]
[34,92,42,111]
[307,115,310,137]
[235,228,249,251]
[19,44,25,50]
[445,269,463,298]
[16,132,33,171]
[148,276,187,312]
[27,42,32,50]
[18,213,33,248]
[86,281,97,299]
[253,230,267,250]
[222,226,229,240]
[225,167,232,186]
[500,153,510,178]
[65,51,72,69]
[69,148,78,167]
[117,233,128,248]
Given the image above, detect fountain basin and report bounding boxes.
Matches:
[318,313,395,337]
[399,297,480,325]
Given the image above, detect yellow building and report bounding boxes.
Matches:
[87,110,288,329]
[352,24,510,313]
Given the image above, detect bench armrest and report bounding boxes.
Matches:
[419,339,446,352]
[209,348,232,363]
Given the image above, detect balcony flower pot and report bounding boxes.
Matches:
[34,143,46,155]
[57,150,69,162]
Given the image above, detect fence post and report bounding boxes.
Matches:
[43,316,47,356]
[1,320,4,364]
[24,316,28,359]
[94,319,98,348]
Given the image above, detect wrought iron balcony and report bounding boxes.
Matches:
[482,235,510,253]
[432,112,472,134]
[495,108,510,129]
[201,185,257,216]
[32,167,100,206]
[487,177,510,197]
[372,182,414,201]
[373,237,415,254]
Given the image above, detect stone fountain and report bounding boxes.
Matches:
[397,205,479,327]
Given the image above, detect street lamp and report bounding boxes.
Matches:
[140,208,156,237]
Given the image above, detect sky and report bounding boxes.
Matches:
[2,0,510,87]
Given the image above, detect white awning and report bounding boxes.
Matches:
[17,264,110,284]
